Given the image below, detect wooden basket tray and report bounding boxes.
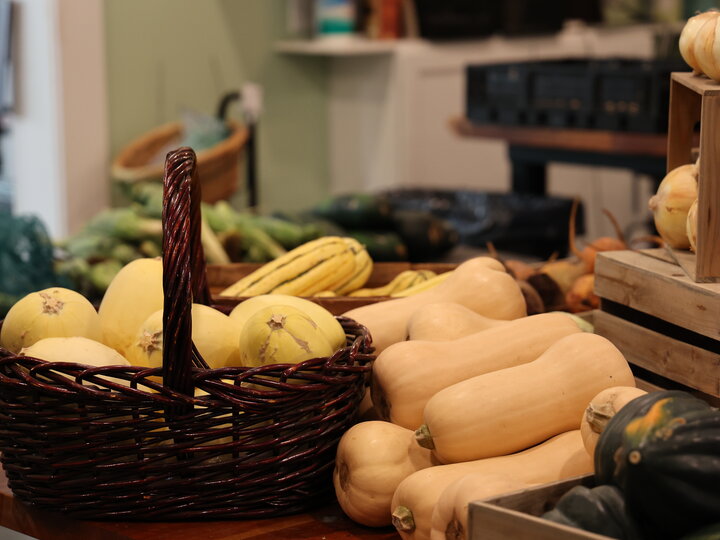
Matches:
[208,262,458,315]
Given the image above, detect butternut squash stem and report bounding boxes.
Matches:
[415,425,435,450]
[585,402,616,434]
[392,506,415,532]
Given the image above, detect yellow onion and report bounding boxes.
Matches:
[687,198,699,252]
[648,164,698,249]
[693,12,720,81]
[679,10,720,74]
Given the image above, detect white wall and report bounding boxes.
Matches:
[7,0,108,238]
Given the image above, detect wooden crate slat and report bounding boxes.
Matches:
[671,72,720,97]
[469,475,609,540]
[668,75,703,170]
[665,247,706,282]
[594,250,720,340]
[594,311,720,398]
[634,377,665,393]
[666,72,720,281]
[469,504,610,540]
[697,92,720,279]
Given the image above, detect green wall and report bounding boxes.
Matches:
[105,0,330,212]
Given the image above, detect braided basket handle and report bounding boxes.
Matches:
[162,147,211,396]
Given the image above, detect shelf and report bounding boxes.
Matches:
[275,37,401,56]
[450,117,668,157]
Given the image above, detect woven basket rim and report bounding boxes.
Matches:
[111,120,249,183]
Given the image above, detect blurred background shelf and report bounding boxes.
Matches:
[275,37,401,56]
[451,117,669,195]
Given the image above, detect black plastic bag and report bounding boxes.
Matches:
[381,189,584,259]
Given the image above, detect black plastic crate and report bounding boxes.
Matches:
[466,58,686,133]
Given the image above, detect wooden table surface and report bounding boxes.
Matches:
[0,471,398,540]
[450,117,669,157]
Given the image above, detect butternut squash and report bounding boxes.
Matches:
[391,430,592,540]
[580,386,647,458]
[406,302,508,342]
[429,473,537,540]
[416,333,635,463]
[343,257,525,353]
[333,421,439,528]
[372,312,586,429]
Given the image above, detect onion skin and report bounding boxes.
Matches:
[680,11,720,74]
[648,164,698,250]
[686,199,699,252]
[693,13,720,81]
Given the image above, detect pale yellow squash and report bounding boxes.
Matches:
[228,294,346,350]
[429,473,536,540]
[333,421,438,528]
[20,336,129,366]
[21,336,131,388]
[0,287,101,353]
[98,258,164,356]
[417,333,635,463]
[126,304,241,369]
[390,430,592,540]
[20,336,135,394]
[343,257,526,353]
[239,305,333,367]
[406,302,508,342]
[372,312,585,429]
[580,386,647,457]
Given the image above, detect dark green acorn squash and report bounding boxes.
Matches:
[542,484,643,540]
[617,408,720,540]
[594,390,710,484]
[595,390,719,540]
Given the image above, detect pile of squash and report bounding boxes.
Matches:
[333,256,642,539]
[545,389,720,540]
[0,257,350,374]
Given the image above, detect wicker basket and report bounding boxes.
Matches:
[111,121,249,203]
[0,148,373,520]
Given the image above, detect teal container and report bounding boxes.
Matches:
[315,0,355,35]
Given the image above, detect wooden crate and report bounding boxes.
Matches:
[207,262,457,315]
[594,249,720,405]
[468,475,609,540]
[666,72,720,282]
